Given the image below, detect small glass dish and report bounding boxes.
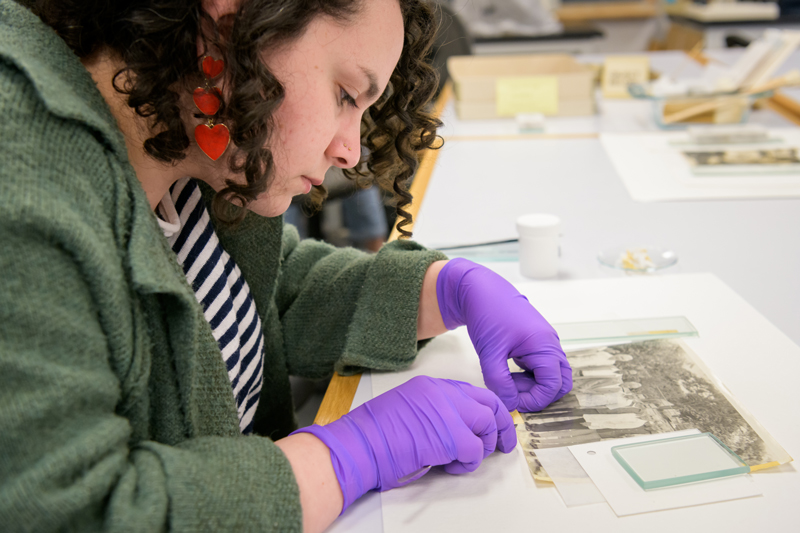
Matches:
[598,246,677,273]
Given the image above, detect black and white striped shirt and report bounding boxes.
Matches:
[157,177,264,434]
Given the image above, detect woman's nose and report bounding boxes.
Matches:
[328,124,362,169]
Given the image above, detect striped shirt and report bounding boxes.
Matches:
[156,177,264,434]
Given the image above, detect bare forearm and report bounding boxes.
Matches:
[275,433,343,533]
[417,260,448,340]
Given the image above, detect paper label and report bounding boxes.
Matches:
[602,56,650,99]
[495,76,559,116]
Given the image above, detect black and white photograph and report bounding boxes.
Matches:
[515,339,791,480]
[681,147,800,175]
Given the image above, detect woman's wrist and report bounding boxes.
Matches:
[417,259,449,340]
[275,432,343,533]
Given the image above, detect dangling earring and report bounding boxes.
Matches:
[193,55,230,161]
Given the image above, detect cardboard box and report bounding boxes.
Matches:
[447,54,596,120]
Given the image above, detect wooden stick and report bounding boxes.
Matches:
[765,91,800,126]
[687,41,710,66]
[661,96,746,125]
[747,69,800,94]
[313,373,363,426]
[661,70,800,125]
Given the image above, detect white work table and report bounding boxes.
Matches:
[328,271,800,533]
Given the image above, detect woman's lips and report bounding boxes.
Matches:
[301,176,312,194]
[300,175,324,194]
[301,175,323,194]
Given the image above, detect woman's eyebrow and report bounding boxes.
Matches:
[360,66,379,100]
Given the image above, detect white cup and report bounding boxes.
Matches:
[516,214,560,279]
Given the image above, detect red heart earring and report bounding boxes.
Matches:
[193,55,230,161]
[201,56,224,79]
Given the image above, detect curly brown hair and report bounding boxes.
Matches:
[18,0,442,235]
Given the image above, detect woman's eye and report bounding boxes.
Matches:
[339,87,358,109]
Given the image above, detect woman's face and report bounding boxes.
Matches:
[200,0,405,217]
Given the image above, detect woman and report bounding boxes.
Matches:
[0,0,571,531]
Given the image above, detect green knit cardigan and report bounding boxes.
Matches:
[0,1,446,530]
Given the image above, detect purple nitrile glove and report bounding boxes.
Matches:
[292,375,516,513]
[436,258,572,412]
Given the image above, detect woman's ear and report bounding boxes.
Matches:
[202,0,240,21]
[198,0,239,56]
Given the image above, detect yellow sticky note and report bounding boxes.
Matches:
[602,56,650,99]
[496,76,559,117]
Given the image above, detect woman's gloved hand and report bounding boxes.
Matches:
[292,376,516,512]
[436,258,572,413]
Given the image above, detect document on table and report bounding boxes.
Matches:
[601,129,800,201]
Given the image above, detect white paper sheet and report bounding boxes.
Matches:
[376,445,540,533]
[601,129,800,202]
[535,446,607,507]
[569,431,762,516]
[372,328,548,533]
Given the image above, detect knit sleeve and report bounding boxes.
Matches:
[0,224,303,532]
[275,224,448,378]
